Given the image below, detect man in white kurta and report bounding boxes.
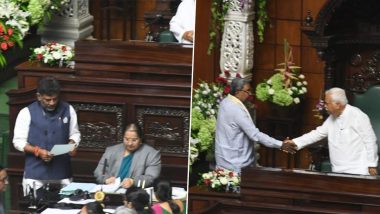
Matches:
[215,78,297,173]
[169,0,195,44]
[291,88,378,175]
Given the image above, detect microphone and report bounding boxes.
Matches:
[102,158,108,176]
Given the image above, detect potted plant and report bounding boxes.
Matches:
[255,39,307,115]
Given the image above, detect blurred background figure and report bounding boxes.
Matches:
[0,165,9,214]
[169,0,195,43]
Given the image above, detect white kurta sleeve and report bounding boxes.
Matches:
[69,105,81,146]
[293,118,329,150]
[12,108,31,152]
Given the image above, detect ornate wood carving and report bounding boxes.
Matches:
[136,106,189,154]
[349,50,380,92]
[72,103,124,149]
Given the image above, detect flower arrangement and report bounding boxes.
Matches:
[255,39,307,106]
[29,42,74,67]
[0,0,69,67]
[190,81,225,165]
[198,168,241,193]
[0,0,30,67]
[14,0,70,26]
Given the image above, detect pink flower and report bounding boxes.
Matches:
[223,85,231,94]
[7,28,13,36]
[1,43,8,51]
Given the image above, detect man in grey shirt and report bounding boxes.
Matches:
[215,78,296,173]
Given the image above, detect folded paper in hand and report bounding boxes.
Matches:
[50,144,75,156]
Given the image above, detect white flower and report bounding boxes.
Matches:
[202,173,211,180]
[294,97,300,104]
[299,74,305,79]
[303,81,308,85]
[267,79,272,84]
[52,51,62,60]
[297,81,302,86]
[268,88,275,95]
[287,89,293,95]
[232,176,239,184]
[219,177,228,185]
[302,87,307,93]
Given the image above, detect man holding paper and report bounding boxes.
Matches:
[94,123,161,189]
[13,76,81,195]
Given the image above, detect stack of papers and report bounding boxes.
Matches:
[59,182,97,196]
[90,177,123,193]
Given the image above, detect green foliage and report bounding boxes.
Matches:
[256,0,268,43]
[208,0,230,55]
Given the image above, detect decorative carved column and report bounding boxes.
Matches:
[39,0,94,47]
[219,0,255,81]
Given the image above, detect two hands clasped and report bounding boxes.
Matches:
[280,138,298,154]
[279,138,378,176]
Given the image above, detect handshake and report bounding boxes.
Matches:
[280,138,298,154]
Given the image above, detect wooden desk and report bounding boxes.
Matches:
[189,167,380,213]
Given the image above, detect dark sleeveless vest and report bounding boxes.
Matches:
[24,101,72,180]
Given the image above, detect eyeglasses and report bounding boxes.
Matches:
[124,138,140,143]
[241,90,252,95]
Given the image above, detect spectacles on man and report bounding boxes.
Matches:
[241,90,252,95]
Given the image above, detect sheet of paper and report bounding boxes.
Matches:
[58,197,96,205]
[50,144,75,156]
[41,208,81,214]
[90,177,121,193]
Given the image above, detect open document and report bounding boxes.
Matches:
[90,177,123,193]
[50,144,75,156]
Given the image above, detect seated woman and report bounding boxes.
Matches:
[94,123,161,188]
[151,179,186,214]
[115,187,152,214]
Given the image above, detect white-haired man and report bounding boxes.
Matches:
[288,87,378,175]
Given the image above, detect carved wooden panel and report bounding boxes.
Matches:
[347,50,380,93]
[136,106,189,155]
[72,103,124,149]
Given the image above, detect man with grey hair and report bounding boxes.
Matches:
[288,87,378,175]
[215,77,297,173]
